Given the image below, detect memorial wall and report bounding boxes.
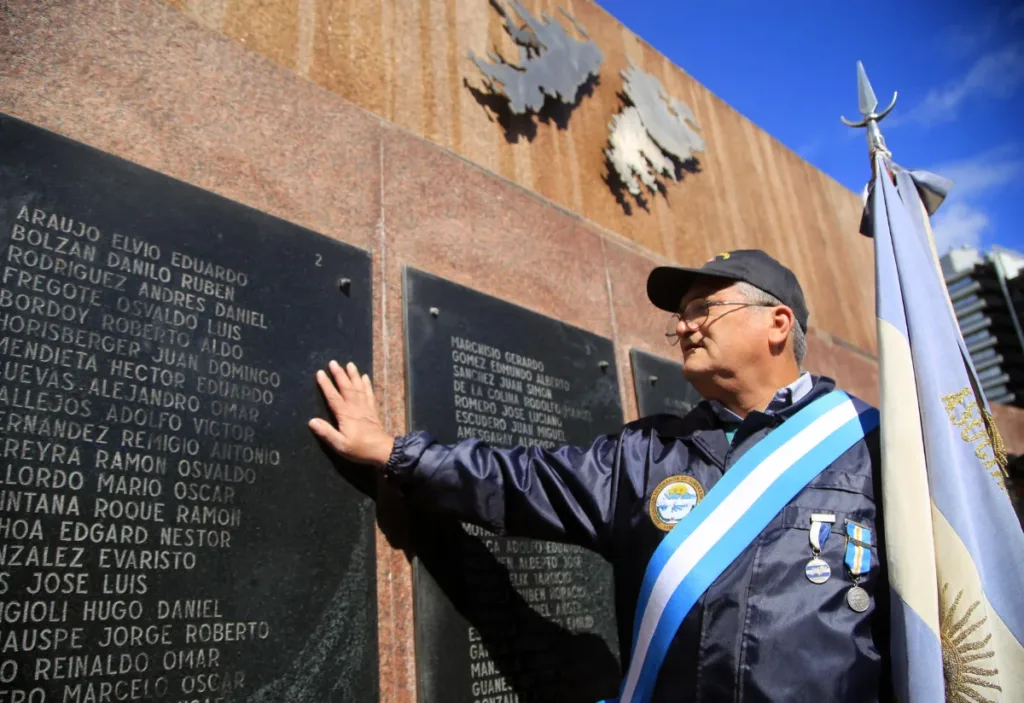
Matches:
[158,0,880,355]
[2,1,1023,702]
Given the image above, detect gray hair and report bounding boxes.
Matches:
[734,281,806,368]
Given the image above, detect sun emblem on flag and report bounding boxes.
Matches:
[940,583,1001,702]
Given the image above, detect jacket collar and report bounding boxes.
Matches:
[705,372,815,424]
[686,375,839,468]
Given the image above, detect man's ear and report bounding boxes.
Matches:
[767,306,794,348]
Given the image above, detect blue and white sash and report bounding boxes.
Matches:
[611,391,879,703]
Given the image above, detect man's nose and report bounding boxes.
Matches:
[679,328,701,347]
[679,317,699,333]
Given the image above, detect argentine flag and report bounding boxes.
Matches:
[865,150,1024,702]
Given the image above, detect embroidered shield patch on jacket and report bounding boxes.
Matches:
[649,475,705,531]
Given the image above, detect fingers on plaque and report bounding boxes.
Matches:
[315,370,344,412]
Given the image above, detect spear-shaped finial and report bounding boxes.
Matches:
[841,61,898,158]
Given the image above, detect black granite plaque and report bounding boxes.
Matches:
[402,267,622,703]
[629,348,702,418]
[0,114,378,702]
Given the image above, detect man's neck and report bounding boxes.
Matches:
[706,369,803,419]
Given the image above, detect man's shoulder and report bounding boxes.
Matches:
[814,389,881,485]
[778,381,880,472]
[827,387,881,450]
[622,405,715,439]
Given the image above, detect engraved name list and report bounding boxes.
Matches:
[404,268,621,703]
[0,205,278,703]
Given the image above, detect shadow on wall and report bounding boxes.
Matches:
[466,74,703,218]
[603,146,702,217]
[465,74,600,144]
[409,512,622,702]
[364,470,622,702]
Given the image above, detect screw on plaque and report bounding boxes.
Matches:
[429,307,440,318]
[649,375,658,385]
[338,277,352,295]
[598,360,609,371]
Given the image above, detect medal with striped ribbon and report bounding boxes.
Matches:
[844,521,872,612]
[805,512,835,584]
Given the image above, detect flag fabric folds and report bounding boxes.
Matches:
[864,150,1024,702]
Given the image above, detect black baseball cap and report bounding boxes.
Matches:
[646,249,809,331]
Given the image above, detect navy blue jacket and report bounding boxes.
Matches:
[385,376,890,702]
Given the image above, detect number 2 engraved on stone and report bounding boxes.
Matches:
[315,254,323,267]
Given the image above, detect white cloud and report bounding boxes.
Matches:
[932,202,988,252]
[926,146,1022,254]
[897,45,1024,127]
[930,146,1024,197]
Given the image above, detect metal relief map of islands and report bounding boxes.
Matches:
[469,0,604,115]
[605,63,706,201]
[468,1,706,207]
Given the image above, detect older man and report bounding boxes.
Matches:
[309,249,889,702]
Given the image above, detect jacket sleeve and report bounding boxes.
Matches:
[382,430,622,557]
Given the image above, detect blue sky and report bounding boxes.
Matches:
[597,0,1024,255]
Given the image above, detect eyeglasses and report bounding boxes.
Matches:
[664,300,775,345]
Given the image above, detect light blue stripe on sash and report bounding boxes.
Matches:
[618,392,879,703]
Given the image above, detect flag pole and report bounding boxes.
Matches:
[842,62,1009,479]
[842,63,953,310]
[841,61,897,160]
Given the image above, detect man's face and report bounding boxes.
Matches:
[674,280,770,385]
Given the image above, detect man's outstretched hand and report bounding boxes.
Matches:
[309,361,395,468]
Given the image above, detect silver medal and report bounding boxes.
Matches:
[846,586,870,612]
[805,557,831,584]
